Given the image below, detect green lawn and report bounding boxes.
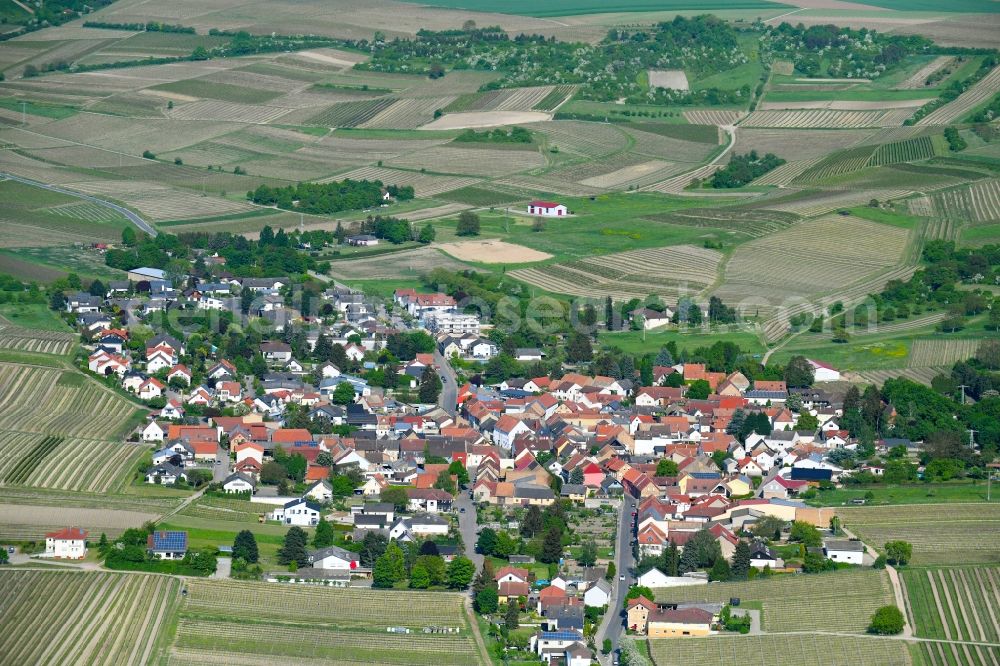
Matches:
[961,222,1000,246]
[692,61,764,92]
[807,481,996,507]
[848,205,923,229]
[0,303,71,331]
[433,193,753,264]
[159,515,296,567]
[0,97,78,119]
[599,327,766,356]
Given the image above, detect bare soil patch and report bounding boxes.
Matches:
[648,69,689,91]
[421,111,552,130]
[438,239,552,264]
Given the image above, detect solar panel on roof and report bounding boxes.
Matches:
[153,531,187,550]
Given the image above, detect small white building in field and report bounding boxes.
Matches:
[45,527,88,559]
[807,359,841,382]
[527,201,567,217]
[824,539,865,565]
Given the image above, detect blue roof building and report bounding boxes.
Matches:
[147,530,188,560]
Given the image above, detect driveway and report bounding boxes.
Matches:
[213,557,231,579]
[732,608,763,635]
[212,444,230,482]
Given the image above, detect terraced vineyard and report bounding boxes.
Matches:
[931,179,1000,225]
[838,504,1000,565]
[643,208,800,238]
[902,566,1000,643]
[0,320,75,355]
[170,579,480,665]
[918,66,1000,126]
[304,98,396,127]
[510,245,722,303]
[742,108,913,129]
[909,339,979,367]
[650,634,910,666]
[0,570,179,666]
[652,569,892,634]
[916,642,1000,666]
[0,431,143,493]
[869,136,937,167]
[0,363,140,439]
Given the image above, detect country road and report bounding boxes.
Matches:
[1,171,158,237]
[596,494,634,664]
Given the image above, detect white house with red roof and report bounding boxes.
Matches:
[527,201,567,217]
[137,378,165,400]
[45,527,88,559]
[167,364,192,386]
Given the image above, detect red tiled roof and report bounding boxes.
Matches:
[46,527,87,540]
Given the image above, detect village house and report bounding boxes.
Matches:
[44,527,88,559]
[147,531,188,559]
[268,498,321,526]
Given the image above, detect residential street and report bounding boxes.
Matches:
[434,349,458,416]
[212,444,230,483]
[454,491,483,570]
[596,493,635,664]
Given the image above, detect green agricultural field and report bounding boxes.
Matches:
[400,0,794,16]
[650,634,911,666]
[837,503,1000,565]
[433,193,744,263]
[167,579,483,665]
[0,303,72,332]
[806,481,996,507]
[149,79,284,104]
[651,569,893,634]
[902,566,1000,643]
[599,328,765,356]
[0,570,179,666]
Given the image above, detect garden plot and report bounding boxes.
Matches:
[742,108,913,128]
[909,339,980,367]
[735,128,877,161]
[837,503,1000,565]
[0,571,178,666]
[683,109,742,126]
[650,635,910,666]
[903,566,1000,644]
[511,245,722,303]
[714,214,909,312]
[387,145,544,177]
[648,69,689,90]
[360,96,457,129]
[167,100,294,124]
[919,66,1000,126]
[327,247,473,281]
[652,569,892,634]
[527,120,630,157]
[327,165,480,197]
[895,56,956,90]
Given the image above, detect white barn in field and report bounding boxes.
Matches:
[527,201,567,217]
[807,359,841,382]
